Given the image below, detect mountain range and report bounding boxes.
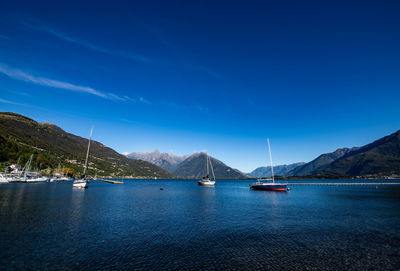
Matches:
[287,148,359,176]
[127,150,189,172]
[286,130,400,177]
[2,112,399,179]
[315,130,400,176]
[127,150,247,178]
[128,129,400,178]
[0,112,173,178]
[248,162,305,178]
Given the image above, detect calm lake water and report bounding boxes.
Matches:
[0,179,399,270]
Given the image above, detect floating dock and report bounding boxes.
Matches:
[97,179,124,184]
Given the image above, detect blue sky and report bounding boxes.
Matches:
[0,0,399,172]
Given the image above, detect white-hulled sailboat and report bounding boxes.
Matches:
[198,152,216,186]
[250,138,287,191]
[73,128,93,189]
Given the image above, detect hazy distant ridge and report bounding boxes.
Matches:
[127,150,189,172]
[249,162,305,178]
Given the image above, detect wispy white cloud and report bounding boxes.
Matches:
[28,24,161,65]
[0,63,141,102]
[27,22,221,78]
[0,63,212,114]
[0,98,25,106]
[0,63,107,98]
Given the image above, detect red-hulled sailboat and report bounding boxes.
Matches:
[250,138,288,192]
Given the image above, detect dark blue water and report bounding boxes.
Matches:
[0,179,399,270]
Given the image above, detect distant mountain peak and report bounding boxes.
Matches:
[249,162,305,178]
[126,150,246,178]
[126,150,189,172]
[171,153,247,178]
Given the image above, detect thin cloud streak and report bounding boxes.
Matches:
[0,98,25,106]
[28,22,221,78]
[28,24,161,65]
[0,64,207,112]
[0,63,106,98]
[0,63,212,114]
[0,63,138,102]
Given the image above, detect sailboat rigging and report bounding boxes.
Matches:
[250,138,287,191]
[198,152,216,186]
[73,127,93,188]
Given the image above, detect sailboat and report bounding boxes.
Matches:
[198,152,216,186]
[250,138,287,191]
[73,128,93,189]
[9,154,33,183]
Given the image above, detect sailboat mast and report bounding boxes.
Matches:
[206,152,209,176]
[267,138,275,183]
[83,127,93,177]
[209,155,216,181]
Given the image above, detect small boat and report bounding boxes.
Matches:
[0,174,9,183]
[49,176,73,182]
[26,176,49,183]
[250,138,287,192]
[72,178,88,189]
[73,128,93,189]
[198,152,216,186]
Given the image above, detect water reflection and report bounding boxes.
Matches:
[0,180,399,270]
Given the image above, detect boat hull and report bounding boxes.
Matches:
[73,180,88,188]
[198,180,215,186]
[250,184,287,191]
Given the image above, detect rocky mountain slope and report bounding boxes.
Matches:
[0,112,174,178]
[287,147,359,176]
[316,130,400,176]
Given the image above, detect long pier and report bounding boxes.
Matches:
[287,182,400,186]
[96,179,124,184]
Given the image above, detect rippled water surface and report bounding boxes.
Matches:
[0,179,399,270]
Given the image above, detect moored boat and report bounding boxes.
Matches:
[250,182,287,191]
[0,174,9,183]
[73,127,93,189]
[250,138,287,192]
[198,178,216,186]
[198,152,216,186]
